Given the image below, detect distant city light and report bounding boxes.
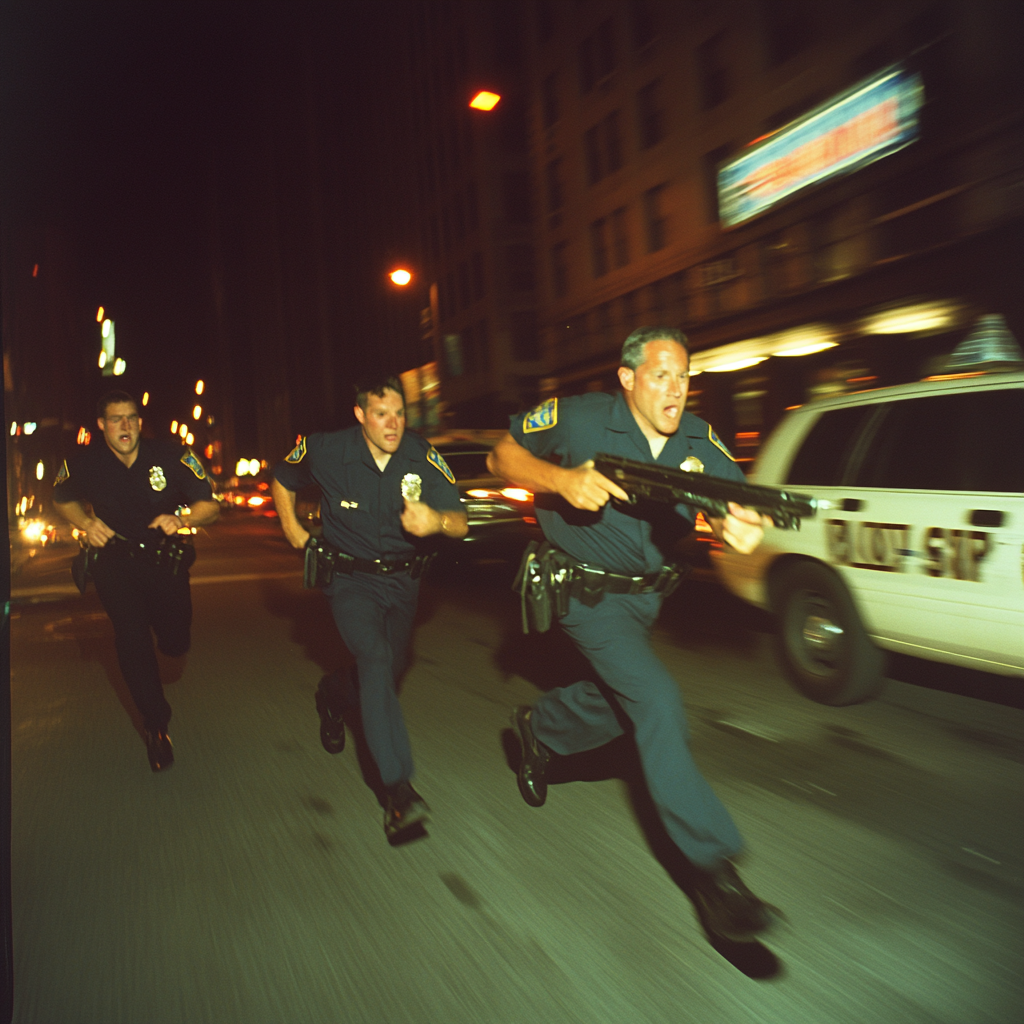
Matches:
[142,392,150,406]
[23,422,37,435]
[32,264,39,278]
[35,460,45,481]
[98,352,107,368]
[469,90,501,111]
[77,427,92,445]
[112,357,126,376]
[195,380,205,395]
[96,306,104,322]
[171,420,179,433]
[9,422,16,436]
[186,432,194,446]
[192,405,202,419]
[102,319,112,338]
[179,424,188,439]
[389,269,412,286]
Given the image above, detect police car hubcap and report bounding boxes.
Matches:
[802,614,843,657]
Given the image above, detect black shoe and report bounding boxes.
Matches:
[315,679,346,754]
[691,861,780,942]
[144,729,174,772]
[384,781,430,839]
[511,705,551,807]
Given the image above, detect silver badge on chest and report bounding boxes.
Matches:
[401,473,422,502]
[149,466,168,491]
[680,457,704,473]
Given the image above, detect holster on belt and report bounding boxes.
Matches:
[511,541,575,634]
[512,542,685,634]
[303,536,435,588]
[304,536,344,588]
[71,544,100,594]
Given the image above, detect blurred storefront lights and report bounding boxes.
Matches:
[862,301,962,335]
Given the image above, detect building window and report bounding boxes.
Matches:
[545,158,564,213]
[628,0,658,49]
[636,79,665,148]
[696,32,730,110]
[584,125,602,185]
[610,206,629,268]
[584,110,625,186]
[703,144,731,223]
[604,110,623,173]
[536,0,556,43]
[510,310,540,361]
[471,253,485,301]
[579,17,617,94]
[477,318,491,371]
[643,183,668,252]
[506,244,537,292]
[763,0,815,68]
[590,218,609,277]
[541,72,560,129]
[502,172,533,223]
[551,241,569,298]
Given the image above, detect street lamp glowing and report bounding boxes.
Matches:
[470,90,501,111]
[193,405,202,420]
[389,269,412,286]
[142,392,150,406]
[96,306,105,322]
[171,420,178,433]
[179,424,188,439]
[195,380,205,395]
[36,460,45,481]
[102,319,112,338]
[113,357,126,376]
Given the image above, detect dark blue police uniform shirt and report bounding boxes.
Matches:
[273,426,463,562]
[510,391,746,575]
[53,439,213,542]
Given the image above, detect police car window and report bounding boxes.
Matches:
[785,405,877,486]
[854,389,1024,492]
[439,452,491,480]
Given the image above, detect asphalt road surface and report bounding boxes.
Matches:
[10,515,1024,1024]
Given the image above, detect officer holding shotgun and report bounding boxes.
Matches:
[487,327,781,943]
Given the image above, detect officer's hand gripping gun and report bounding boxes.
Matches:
[593,452,821,530]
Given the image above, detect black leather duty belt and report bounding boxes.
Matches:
[303,536,434,588]
[572,562,681,596]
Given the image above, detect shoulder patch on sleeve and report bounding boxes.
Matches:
[181,447,207,479]
[285,436,307,463]
[54,459,70,486]
[523,397,557,433]
[708,426,737,462]
[426,446,456,484]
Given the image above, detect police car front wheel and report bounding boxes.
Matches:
[773,561,885,706]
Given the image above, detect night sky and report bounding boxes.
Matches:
[3,0,418,450]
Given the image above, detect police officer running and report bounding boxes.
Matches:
[271,375,467,843]
[53,390,219,771]
[487,327,780,943]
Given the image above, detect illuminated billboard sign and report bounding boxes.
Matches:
[717,66,923,227]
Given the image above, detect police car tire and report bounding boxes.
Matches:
[773,561,885,706]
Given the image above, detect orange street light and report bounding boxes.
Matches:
[469,90,501,111]
[389,268,412,286]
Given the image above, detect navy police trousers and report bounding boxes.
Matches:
[323,571,419,788]
[531,590,743,870]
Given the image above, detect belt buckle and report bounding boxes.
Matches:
[374,559,393,575]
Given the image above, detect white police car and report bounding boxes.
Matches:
[712,321,1024,705]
